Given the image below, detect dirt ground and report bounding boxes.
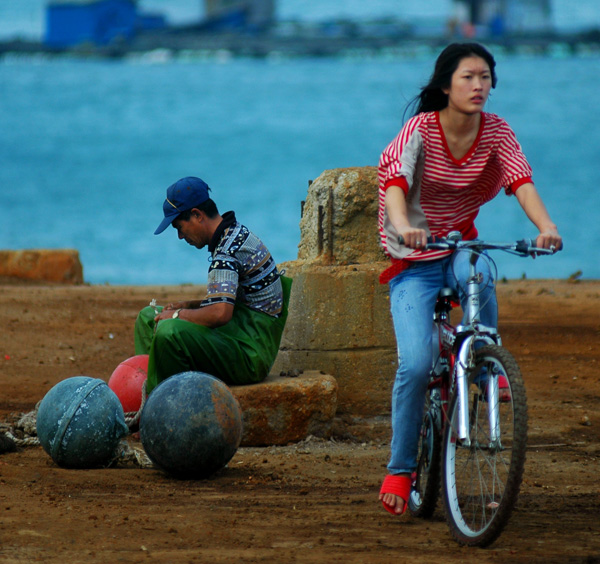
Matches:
[0,279,599,563]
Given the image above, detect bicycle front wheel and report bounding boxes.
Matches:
[441,345,528,547]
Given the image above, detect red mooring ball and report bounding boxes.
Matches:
[108,355,149,413]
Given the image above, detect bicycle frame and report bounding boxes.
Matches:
[431,235,552,445]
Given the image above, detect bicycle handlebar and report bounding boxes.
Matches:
[397,234,560,256]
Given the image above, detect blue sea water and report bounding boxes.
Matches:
[1,0,600,285]
[1,51,598,285]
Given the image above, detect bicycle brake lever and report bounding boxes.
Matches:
[427,242,453,250]
[427,236,457,251]
[515,239,534,254]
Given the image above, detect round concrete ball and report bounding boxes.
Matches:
[140,371,243,478]
[36,376,129,468]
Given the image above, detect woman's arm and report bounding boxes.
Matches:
[385,185,427,249]
[514,182,562,250]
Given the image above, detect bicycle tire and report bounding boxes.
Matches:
[408,384,441,518]
[441,345,528,547]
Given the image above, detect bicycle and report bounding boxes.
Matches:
[404,231,556,547]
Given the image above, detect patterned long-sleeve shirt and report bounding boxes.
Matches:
[202,211,283,317]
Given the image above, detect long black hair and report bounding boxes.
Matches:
[407,43,497,118]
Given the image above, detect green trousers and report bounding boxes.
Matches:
[134,276,292,394]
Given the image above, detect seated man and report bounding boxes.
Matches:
[134,176,291,394]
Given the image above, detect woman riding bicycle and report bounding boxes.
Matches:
[378,42,562,516]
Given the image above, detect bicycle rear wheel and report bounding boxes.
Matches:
[441,345,528,547]
[408,384,441,518]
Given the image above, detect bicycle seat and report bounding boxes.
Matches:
[435,287,460,313]
[438,287,458,301]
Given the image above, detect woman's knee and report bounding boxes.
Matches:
[396,348,431,387]
[399,353,430,375]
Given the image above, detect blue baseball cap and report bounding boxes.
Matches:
[154,177,210,235]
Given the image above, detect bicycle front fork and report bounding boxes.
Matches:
[455,335,500,445]
[455,338,472,445]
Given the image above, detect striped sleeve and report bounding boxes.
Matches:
[377,115,422,192]
[377,115,424,253]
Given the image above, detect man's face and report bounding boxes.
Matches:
[172,211,208,249]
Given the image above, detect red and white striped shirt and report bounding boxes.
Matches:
[377,111,532,282]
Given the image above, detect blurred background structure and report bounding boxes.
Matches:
[452,0,552,36]
[203,0,275,31]
[1,0,597,56]
[45,0,166,47]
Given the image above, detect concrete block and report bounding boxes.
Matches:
[273,349,396,417]
[274,261,397,416]
[232,371,338,446]
[277,262,395,351]
[298,167,387,265]
[0,250,84,284]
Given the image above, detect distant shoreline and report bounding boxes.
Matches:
[2,27,600,60]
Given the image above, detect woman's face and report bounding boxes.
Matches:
[443,56,492,115]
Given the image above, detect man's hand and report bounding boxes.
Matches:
[154,302,234,328]
[154,308,181,323]
[163,300,189,311]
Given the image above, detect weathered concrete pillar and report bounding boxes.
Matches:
[274,167,396,417]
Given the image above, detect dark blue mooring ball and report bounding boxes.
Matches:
[140,371,243,478]
[37,376,129,468]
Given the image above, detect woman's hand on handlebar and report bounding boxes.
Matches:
[535,228,563,253]
[397,228,428,250]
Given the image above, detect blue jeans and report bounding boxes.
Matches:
[387,253,498,475]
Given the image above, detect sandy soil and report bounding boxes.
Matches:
[0,279,599,563]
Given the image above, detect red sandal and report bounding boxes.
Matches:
[379,474,412,516]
